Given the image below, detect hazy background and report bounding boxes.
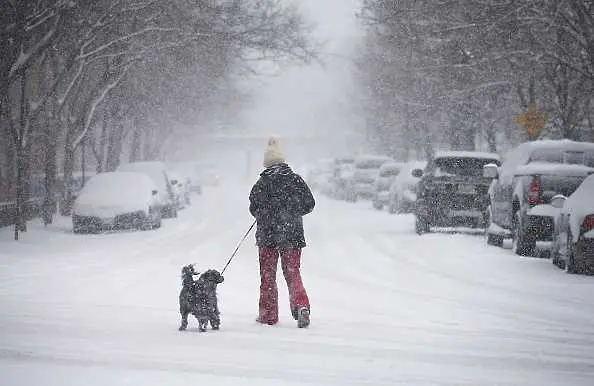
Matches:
[197,0,366,176]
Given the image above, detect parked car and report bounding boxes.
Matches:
[116,161,178,218]
[307,159,334,195]
[388,161,427,214]
[550,174,594,274]
[168,170,191,209]
[415,151,501,234]
[485,140,594,256]
[201,169,220,187]
[330,157,355,200]
[169,162,202,195]
[72,172,162,233]
[372,162,404,210]
[345,155,393,202]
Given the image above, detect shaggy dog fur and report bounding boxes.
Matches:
[178,265,224,332]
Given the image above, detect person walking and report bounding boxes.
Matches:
[249,136,315,328]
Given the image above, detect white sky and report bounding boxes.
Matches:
[242,0,364,139]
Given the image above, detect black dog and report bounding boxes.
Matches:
[178,265,224,332]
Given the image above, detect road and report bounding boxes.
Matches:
[1,182,593,385]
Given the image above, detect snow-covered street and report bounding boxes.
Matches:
[1,183,594,386]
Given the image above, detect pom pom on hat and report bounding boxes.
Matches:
[263,136,286,168]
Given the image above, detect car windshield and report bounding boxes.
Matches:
[433,157,499,177]
[379,167,400,177]
[529,148,594,166]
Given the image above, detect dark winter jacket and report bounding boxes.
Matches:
[249,163,315,248]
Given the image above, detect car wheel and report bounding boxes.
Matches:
[512,211,535,256]
[346,191,356,203]
[486,233,504,247]
[551,242,560,268]
[564,233,578,274]
[162,205,178,218]
[415,215,430,235]
[485,206,503,247]
[387,201,397,214]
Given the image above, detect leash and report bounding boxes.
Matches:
[221,220,256,275]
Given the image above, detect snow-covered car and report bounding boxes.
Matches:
[168,170,191,209]
[372,162,404,210]
[550,174,594,274]
[307,159,334,195]
[116,161,178,218]
[345,155,393,202]
[169,162,202,195]
[485,140,594,255]
[332,163,355,200]
[387,160,427,214]
[415,151,501,234]
[329,156,355,200]
[72,172,162,233]
[201,169,220,187]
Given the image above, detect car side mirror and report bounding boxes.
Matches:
[171,179,178,185]
[550,194,567,209]
[483,164,499,179]
[152,190,158,196]
[412,169,423,178]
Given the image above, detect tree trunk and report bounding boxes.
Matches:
[14,70,30,238]
[129,127,141,163]
[14,144,30,239]
[42,124,57,225]
[105,122,124,172]
[486,122,497,153]
[60,142,76,216]
[95,107,109,173]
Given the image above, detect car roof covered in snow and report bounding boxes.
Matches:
[76,172,157,207]
[514,162,594,177]
[116,161,170,188]
[354,154,393,167]
[500,140,594,181]
[516,139,594,152]
[334,156,355,164]
[434,151,500,161]
[504,139,594,166]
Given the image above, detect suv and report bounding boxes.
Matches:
[388,161,427,214]
[485,140,594,256]
[414,151,501,234]
[372,162,403,210]
[345,155,393,202]
[330,156,355,200]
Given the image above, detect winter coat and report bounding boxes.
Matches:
[249,163,315,248]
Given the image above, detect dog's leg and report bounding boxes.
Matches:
[198,317,208,332]
[210,299,220,330]
[179,308,189,331]
[210,315,220,330]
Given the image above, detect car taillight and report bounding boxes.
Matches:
[527,176,540,206]
[583,215,594,230]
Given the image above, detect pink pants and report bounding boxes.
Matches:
[258,247,310,324]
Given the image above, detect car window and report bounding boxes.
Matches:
[380,169,400,177]
[529,149,563,163]
[586,152,594,167]
[432,158,500,177]
[529,148,594,166]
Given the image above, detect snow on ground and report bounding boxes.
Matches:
[1,182,594,385]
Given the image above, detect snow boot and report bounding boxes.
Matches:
[297,307,310,328]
